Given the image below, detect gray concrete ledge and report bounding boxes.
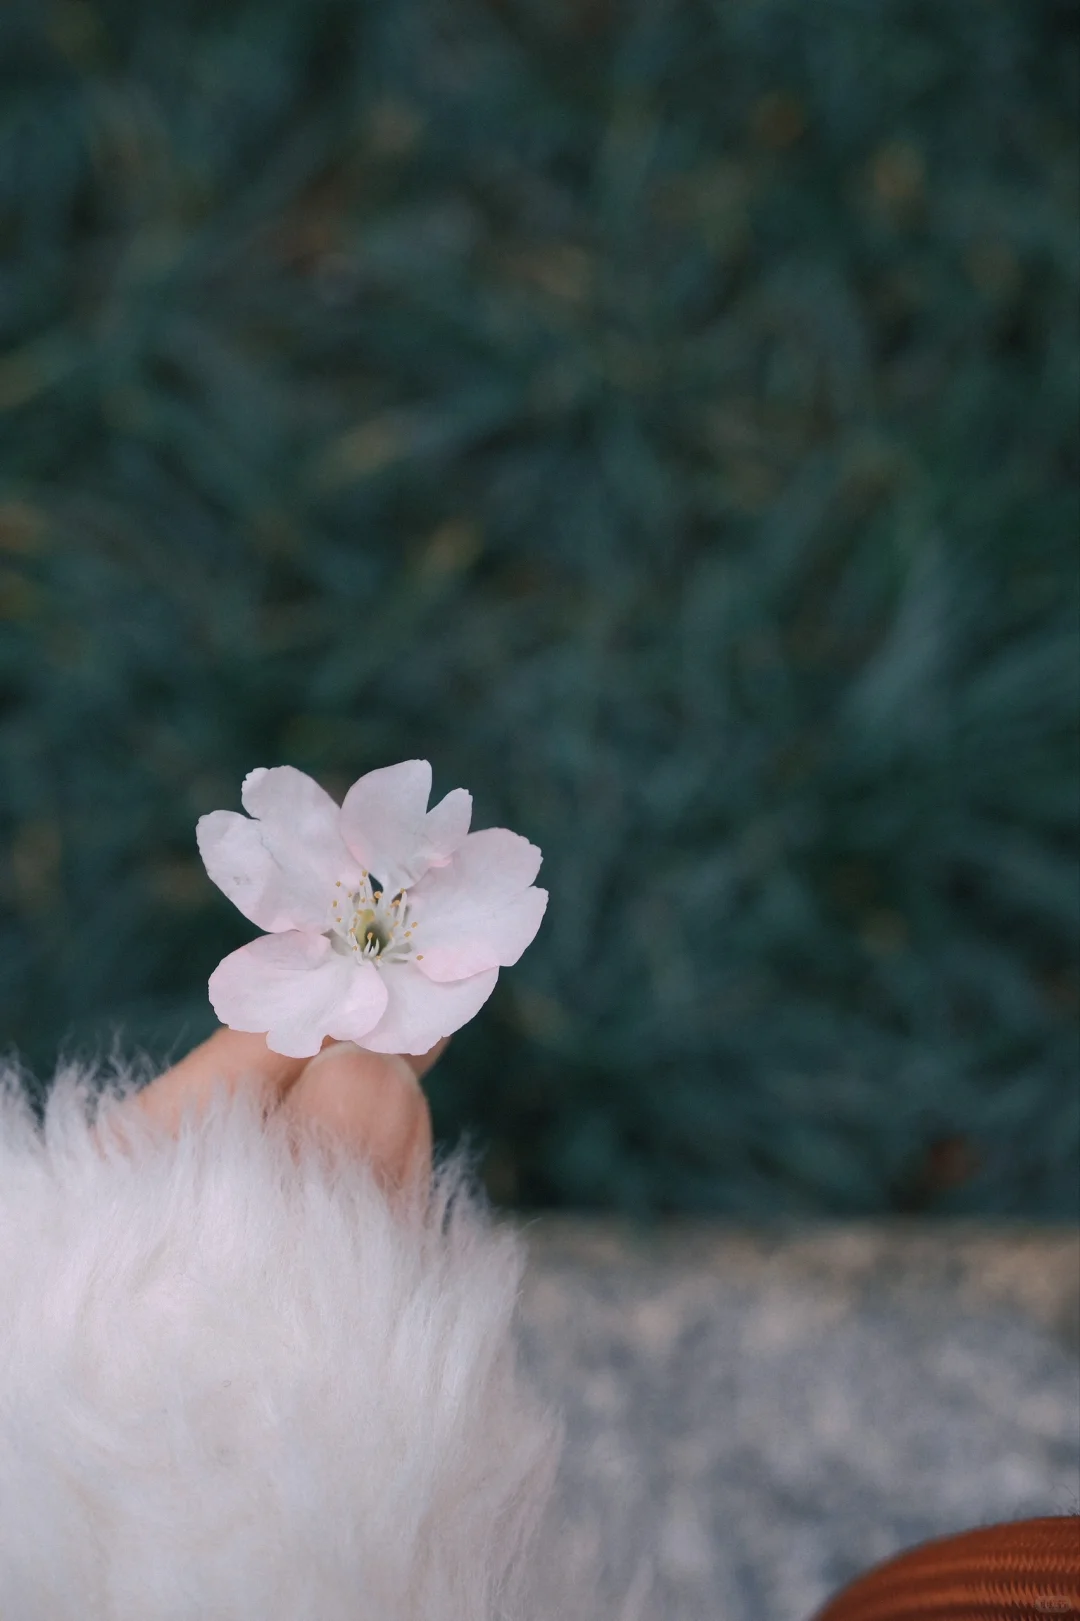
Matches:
[515,1220,1079,1621]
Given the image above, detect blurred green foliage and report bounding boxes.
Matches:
[0,0,1077,1214]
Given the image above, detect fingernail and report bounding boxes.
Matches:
[305,1040,364,1068]
[303,1043,421,1092]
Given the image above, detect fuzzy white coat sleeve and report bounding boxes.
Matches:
[0,1065,561,1621]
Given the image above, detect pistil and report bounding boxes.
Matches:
[328,874,415,967]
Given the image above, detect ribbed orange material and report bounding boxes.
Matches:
[812,1516,1080,1621]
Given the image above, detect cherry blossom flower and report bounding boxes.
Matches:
[196,762,547,1058]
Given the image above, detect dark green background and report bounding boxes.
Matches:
[1,0,1077,1214]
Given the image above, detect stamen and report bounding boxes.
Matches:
[327,875,418,968]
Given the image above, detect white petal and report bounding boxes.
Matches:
[408,828,547,982]
[242,765,359,893]
[340,761,472,892]
[420,786,473,867]
[207,931,388,1059]
[196,812,325,934]
[197,767,357,933]
[357,962,499,1055]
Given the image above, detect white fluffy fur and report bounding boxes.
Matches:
[0,1063,560,1620]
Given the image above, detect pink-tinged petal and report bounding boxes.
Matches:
[358,962,499,1055]
[207,931,387,1059]
[340,761,472,892]
[417,888,548,982]
[408,828,547,982]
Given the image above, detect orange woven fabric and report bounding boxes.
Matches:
[812,1516,1080,1620]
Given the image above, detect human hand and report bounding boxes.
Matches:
[127,1027,438,1192]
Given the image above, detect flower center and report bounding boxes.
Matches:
[328,874,416,967]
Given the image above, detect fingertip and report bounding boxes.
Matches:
[282,1043,433,1191]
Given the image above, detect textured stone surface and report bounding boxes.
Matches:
[515,1221,1080,1621]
